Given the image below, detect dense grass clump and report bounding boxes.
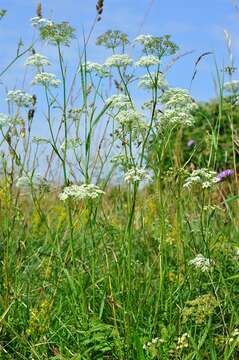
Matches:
[0,4,239,359]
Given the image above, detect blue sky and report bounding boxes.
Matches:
[0,0,239,103]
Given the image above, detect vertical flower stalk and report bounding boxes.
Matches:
[57,43,75,264]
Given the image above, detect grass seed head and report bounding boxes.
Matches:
[96,0,104,15]
[36,2,42,17]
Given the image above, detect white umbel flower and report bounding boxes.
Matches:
[25,53,51,67]
[124,167,151,183]
[32,72,61,87]
[224,80,239,93]
[138,72,167,90]
[183,169,218,189]
[30,16,53,28]
[105,54,133,67]
[59,184,105,201]
[158,88,197,129]
[6,90,33,108]
[176,333,189,350]
[160,88,197,111]
[188,254,214,272]
[133,34,154,46]
[0,113,15,128]
[135,55,160,67]
[115,109,147,129]
[80,62,110,77]
[159,108,195,127]
[106,94,131,109]
[16,174,48,193]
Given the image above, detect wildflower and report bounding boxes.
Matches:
[26,299,51,336]
[0,113,15,128]
[159,108,195,128]
[30,16,52,28]
[32,72,61,87]
[157,88,197,129]
[96,30,129,49]
[188,254,214,272]
[176,333,189,350]
[124,167,151,183]
[134,34,155,46]
[39,21,75,46]
[187,139,195,147]
[183,168,218,189]
[134,34,179,56]
[138,72,167,90]
[135,55,160,67]
[182,294,218,324]
[59,184,104,201]
[143,337,160,350]
[6,90,33,108]
[16,174,48,192]
[224,80,239,93]
[216,169,234,182]
[160,88,197,112]
[114,109,147,141]
[80,62,110,77]
[16,176,31,190]
[105,54,133,67]
[116,109,147,129]
[25,53,51,67]
[106,94,131,109]
[151,337,159,344]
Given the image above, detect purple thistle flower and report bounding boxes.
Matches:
[216,169,234,182]
[187,139,195,148]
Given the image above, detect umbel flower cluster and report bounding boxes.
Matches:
[124,167,151,183]
[2,19,201,193]
[183,168,218,189]
[80,62,110,77]
[114,109,148,141]
[25,53,51,67]
[133,34,179,56]
[159,88,197,128]
[138,72,167,91]
[224,80,239,93]
[59,184,105,201]
[106,94,131,109]
[0,113,15,128]
[188,254,214,272]
[182,294,218,325]
[105,54,133,67]
[16,174,48,193]
[31,16,75,46]
[135,55,160,67]
[32,72,61,87]
[6,90,33,108]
